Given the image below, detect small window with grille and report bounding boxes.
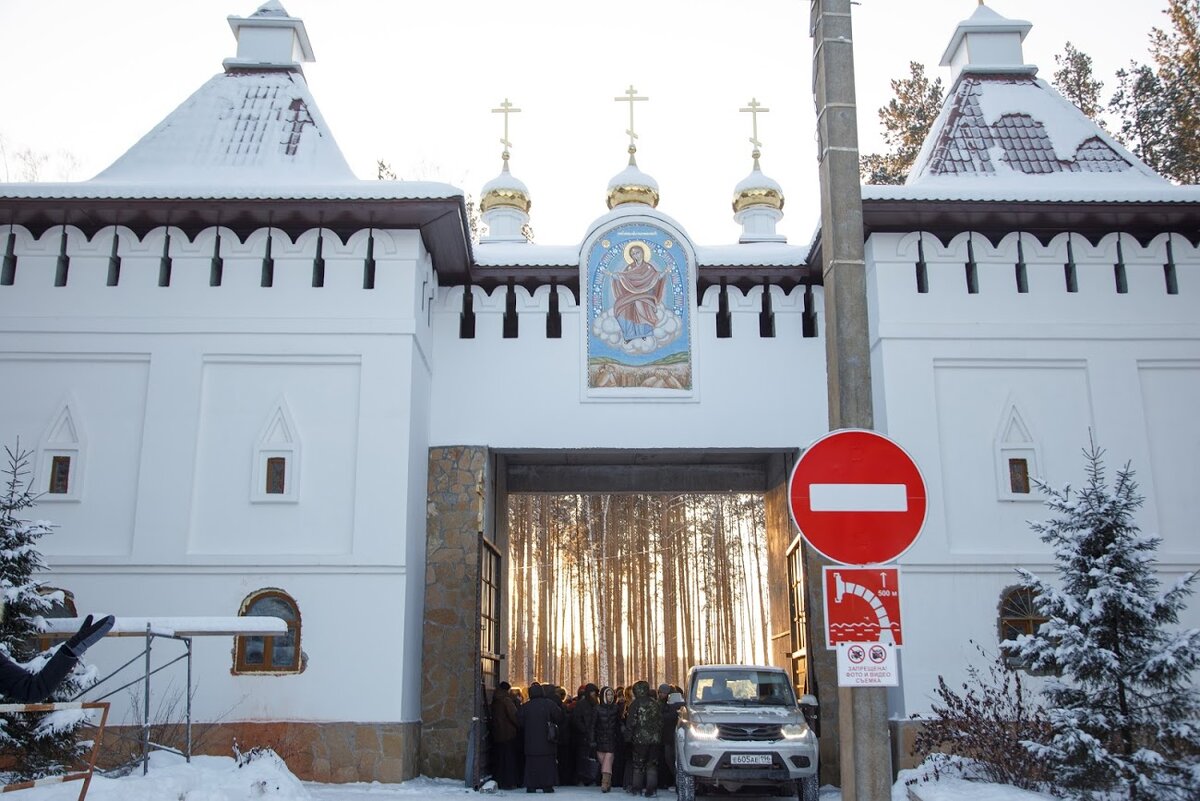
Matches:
[999,587,1047,642]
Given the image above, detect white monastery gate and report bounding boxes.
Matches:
[0,0,1197,788]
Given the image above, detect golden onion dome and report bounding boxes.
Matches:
[732,158,784,213]
[480,159,531,214]
[606,154,660,210]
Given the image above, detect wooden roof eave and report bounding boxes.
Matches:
[0,194,474,282]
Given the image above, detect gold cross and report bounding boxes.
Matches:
[614,85,649,152]
[491,98,522,159]
[740,97,770,156]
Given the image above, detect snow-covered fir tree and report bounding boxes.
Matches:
[1008,441,1200,801]
[0,444,97,781]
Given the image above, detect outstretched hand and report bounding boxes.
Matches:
[65,614,115,656]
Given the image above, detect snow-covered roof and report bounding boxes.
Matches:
[0,179,462,202]
[40,616,288,638]
[864,182,1200,205]
[93,70,354,185]
[471,241,810,269]
[907,74,1166,190]
[695,242,808,267]
[0,1,464,206]
[475,242,579,267]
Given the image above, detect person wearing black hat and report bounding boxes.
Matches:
[0,612,114,703]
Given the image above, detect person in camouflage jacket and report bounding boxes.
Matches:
[622,680,662,797]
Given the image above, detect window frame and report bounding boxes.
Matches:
[998,586,1051,672]
[233,588,304,675]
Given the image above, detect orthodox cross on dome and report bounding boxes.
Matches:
[740,97,770,167]
[491,97,521,162]
[615,85,649,159]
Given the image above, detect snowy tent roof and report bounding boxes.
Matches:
[904,73,1168,190]
[86,1,360,187]
[880,2,1200,209]
[92,69,356,186]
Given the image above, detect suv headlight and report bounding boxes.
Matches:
[781,723,810,740]
[689,722,719,739]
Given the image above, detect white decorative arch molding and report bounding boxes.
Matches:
[994,398,1042,502]
[251,397,301,503]
[37,396,86,502]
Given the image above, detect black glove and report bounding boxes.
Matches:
[64,614,115,657]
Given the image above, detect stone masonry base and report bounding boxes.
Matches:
[97,721,421,783]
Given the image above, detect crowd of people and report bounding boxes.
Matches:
[489,679,686,797]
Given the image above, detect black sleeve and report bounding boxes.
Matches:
[0,647,78,703]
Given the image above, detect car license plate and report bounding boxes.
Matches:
[730,754,772,766]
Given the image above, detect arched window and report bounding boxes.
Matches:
[233,589,303,675]
[36,587,77,652]
[998,587,1047,642]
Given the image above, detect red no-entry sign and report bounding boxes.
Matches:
[788,429,927,565]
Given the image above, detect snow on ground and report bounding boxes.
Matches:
[10,753,1053,801]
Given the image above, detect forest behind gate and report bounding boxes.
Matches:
[506,493,773,691]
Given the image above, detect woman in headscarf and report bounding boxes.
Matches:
[516,682,564,793]
[593,685,622,792]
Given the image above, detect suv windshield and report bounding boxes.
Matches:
[689,669,796,707]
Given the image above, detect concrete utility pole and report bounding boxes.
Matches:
[810,1,892,800]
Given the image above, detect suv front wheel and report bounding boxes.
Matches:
[798,775,818,801]
[675,754,696,801]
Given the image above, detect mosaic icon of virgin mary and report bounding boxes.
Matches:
[593,240,683,355]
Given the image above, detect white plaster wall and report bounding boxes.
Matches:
[42,570,409,723]
[429,282,828,450]
[0,225,433,725]
[866,230,1200,717]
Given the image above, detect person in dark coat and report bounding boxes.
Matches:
[623,680,662,797]
[0,612,114,702]
[490,681,520,790]
[554,685,574,786]
[658,687,684,790]
[517,682,564,793]
[593,685,622,793]
[571,683,600,786]
[617,685,633,789]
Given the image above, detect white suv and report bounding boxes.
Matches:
[674,665,818,801]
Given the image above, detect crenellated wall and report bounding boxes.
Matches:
[0,224,434,326]
[866,228,1200,723]
[0,223,436,770]
[428,280,829,451]
[868,231,1196,332]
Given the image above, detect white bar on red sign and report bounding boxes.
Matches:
[809,483,907,512]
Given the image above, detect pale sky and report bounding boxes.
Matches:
[0,1,1167,246]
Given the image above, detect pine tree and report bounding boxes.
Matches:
[1109,62,1177,179]
[1109,0,1200,183]
[1052,42,1105,124]
[1149,0,1200,183]
[0,444,96,782]
[1008,441,1200,800]
[860,61,944,185]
